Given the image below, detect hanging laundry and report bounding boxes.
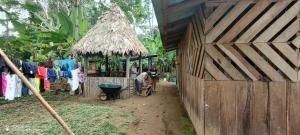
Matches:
[47,59,54,68]
[0,74,2,97]
[47,68,57,82]
[37,66,46,79]
[54,66,61,80]
[34,77,41,92]
[44,79,50,91]
[22,62,38,76]
[28,78,35,95]
[2,74,7,97]
[21,82,29,96]
[68,68,80,91]
[5,74,16,101]
[62,71,72,78]
[0,58,5,97]
[57,59,75,71]
[15,76,22,98]
[78,72,84,84]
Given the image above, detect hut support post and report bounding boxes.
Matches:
[139,54,142,73]
[0,49,74,135]
[126,57,130,97]
[83,57,88,76]
[105,56,108,76]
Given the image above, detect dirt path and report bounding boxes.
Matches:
[100,81,193,135]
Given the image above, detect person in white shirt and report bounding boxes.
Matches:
[135,72,151,95]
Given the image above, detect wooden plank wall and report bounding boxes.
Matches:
[203,0,300,82]
[176,1,300,135]
[177,8,206,134]
[84,77,129,98]
[204,81,300,135]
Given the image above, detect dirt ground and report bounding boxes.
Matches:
[113,81,192,135]
[0,81,194,135]
[79,81,195,135]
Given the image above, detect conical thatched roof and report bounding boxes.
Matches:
[72,4,148,57]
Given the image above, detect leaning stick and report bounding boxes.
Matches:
[0,49,74,135]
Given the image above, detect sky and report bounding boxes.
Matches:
[0,0,158,36]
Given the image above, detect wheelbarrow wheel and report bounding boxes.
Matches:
[99,92,107,101]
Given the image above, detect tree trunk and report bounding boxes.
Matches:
[74,0,80,41]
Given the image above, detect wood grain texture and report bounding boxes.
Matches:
[250,81,269,135]
[205,55,230,80]
[254,0,300,42]
[204,2,233,34]
[204,81,221,135]
[235,43,285,81]
[206,44,245,80]
[269,82,287,135]
[217,44,261,80]
[287,82,300,135]
[253,43,297,81]
[206,0,254,43]
[218,0,273,43]
[236,0,293,43]
[220,81,237,135]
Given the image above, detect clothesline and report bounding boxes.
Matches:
[0,57,84,101]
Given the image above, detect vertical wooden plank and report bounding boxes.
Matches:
[269,82,287,135]
[287,82,300,135]
[220,81,237,135]
[250,81,269,135]
[198,79,205,135]
[205,81,221,135]
[236,81,251,135]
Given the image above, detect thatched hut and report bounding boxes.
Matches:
[72,4,148,99]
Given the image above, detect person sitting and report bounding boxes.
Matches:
[135,71,151,95]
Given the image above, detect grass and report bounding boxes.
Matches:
[0,92,134,135]
[180,116,195,135]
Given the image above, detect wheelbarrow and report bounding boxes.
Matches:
[98,84,122,101]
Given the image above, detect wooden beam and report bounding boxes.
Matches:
[168,0,203,14]
[162,0,169,45]
[166,32,185,39]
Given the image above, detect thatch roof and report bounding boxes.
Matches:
[72,4,148,57]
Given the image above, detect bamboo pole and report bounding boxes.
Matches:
[0,49,74,135]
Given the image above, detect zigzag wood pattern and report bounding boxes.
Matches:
[202,0,300,81]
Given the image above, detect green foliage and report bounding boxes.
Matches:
[143,31,176,71]
[113,0,149,24]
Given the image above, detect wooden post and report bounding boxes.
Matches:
[105,56,108,76]
[83,57,88,76]
[126,57,130,98]
[126,57,130,78]
[0,49,74,135]
[138,54,142,74]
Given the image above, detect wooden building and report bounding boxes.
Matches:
[152,0,300,134]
